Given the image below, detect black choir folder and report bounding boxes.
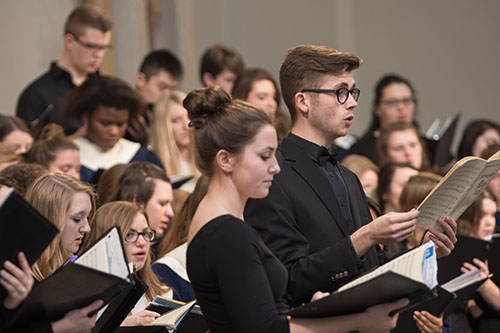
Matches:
[0,188,59,303]
[392,268,487,332]
[18,227,141,329]
[437,234,490,284]
[288,242,438,318]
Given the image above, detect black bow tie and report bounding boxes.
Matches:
[317,146,338,166]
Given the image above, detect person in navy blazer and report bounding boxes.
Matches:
[245,45,458,307]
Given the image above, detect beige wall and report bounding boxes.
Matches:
[0,0,76,116]
[2,0,499,151]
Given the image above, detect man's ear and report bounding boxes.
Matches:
[136,72,147,89]
[64,33,75,48]
[215,149,235,173]
[294,92,310,117]
[202,72,215,87]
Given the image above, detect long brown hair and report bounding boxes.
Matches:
[25,173,96,281]
[85,201,166,300]
[157,176,209,257]
[458,189,497,238]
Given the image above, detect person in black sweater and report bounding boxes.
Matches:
[184,86,409,333]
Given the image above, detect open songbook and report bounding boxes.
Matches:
[0,188,59,303]
[144,300,196,329]
[145,297,209,333]
[442,268,489,317]
[19,227,143,329]
[288,242,438,317]
[417,149,500,232]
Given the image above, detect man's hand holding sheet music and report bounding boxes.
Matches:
[424,216,457,258]
[352,210,419,256]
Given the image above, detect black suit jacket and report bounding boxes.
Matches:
[245,135,386,306]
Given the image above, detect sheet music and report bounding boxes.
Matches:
[76,227,129,279]
[417,159,486,230]
[338,242,437,292]
[442,268,483,292]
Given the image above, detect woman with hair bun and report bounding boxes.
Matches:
[185,86,407,333]
[27,124,81,179]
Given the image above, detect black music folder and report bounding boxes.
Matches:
[487,234,500,285]
[18,227,138,322]
[437,234,490,284]
[0,188,59,302]
[392,286,455,333]
[288,242,438,317]
[93,274,147,332]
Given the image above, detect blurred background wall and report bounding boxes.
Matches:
[1,0,499,151]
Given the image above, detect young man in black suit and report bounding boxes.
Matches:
[244,45,457,307]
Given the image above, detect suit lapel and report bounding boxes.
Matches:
[279,138,350,237]
[340,166,364,230]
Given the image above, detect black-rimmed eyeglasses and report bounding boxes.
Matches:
[70,33,112,52]
[124,230,156,243]
[301,88,361,104]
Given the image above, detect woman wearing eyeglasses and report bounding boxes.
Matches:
[345,74,418,164]
[84,201,171,326]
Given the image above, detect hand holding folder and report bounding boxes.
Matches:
[0,189,58,304]
[17,227,144,331]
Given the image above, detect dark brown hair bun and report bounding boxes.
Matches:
[183,86,231,129]
[39,124,66,142]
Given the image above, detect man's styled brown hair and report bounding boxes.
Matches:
[279,45,362,123]
[200,45,244,82]
[64,5,112,37]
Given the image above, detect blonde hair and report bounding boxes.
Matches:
[150,91,193,176]
[341,154,379,180]
[85,201,166,301]
[25,173,96,281]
